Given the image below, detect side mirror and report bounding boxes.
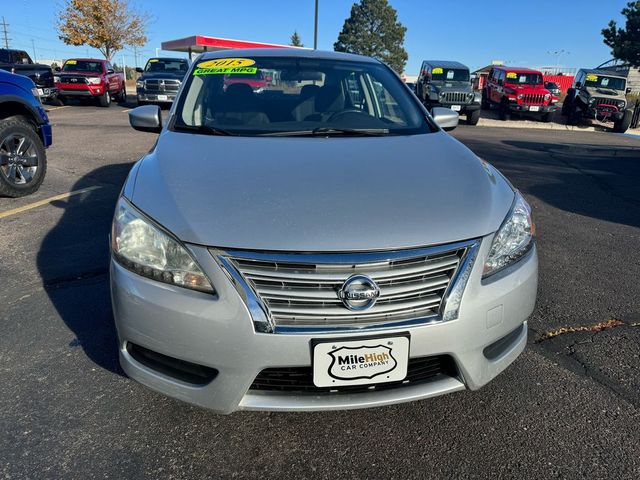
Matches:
[575,82,581,88]
[432,107,459,132]
[497,79,504,86]
[107,69,115,74]
[129,105,162,133]
[54,66,61,72]
[626,87,632,94]
[135,67,144,73]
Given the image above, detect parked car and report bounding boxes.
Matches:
[0,48,57,103]
[112,49,538,414]
[415,61,481,125]
[223,69,268,92]
[562,69,633,133]
[482,66,558,122]
[55,58,126,107]
[135,57,189,106]
[544,81,561,97]
[0,70,51,197]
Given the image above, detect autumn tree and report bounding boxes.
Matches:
[290,31,304,47]
[57,0,149,61]
[602,1,640,67]
[334,0,407,73]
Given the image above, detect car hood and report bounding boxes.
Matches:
[139,72,185,81]
[585,86,623,99]
[432,81,473,93]
[130,131,514,251]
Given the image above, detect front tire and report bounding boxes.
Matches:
[0,118,47,198]
[613,109,633,133]
[562,89,575,116]
[98,90,111,107]
[481,89,490,110]
[499,99,511,121]
[541,113,552,123]
[467,109,481,125]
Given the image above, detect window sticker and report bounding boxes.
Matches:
[601,77,609,86]
[446,70,454,80]
[519,75,527,83]
[149,59,159,63]
[432,67,443,74]
[66,60,77,65]
[506,72,517,79]
[194,58,257,75]
[586,74,598,82]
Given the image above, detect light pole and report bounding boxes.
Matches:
[547,50,569,74]
[314,0,319,50]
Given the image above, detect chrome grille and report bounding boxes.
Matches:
[219,241,476,332]
[522,94,545,104]
[441,92,472,104]
[59,75,88,84]
[143,79,181,92]
[594,97,617,107]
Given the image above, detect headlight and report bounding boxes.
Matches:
[544,94,550,101]
[618,100,626,109]
[111,197,215,293]
[136,80,144,88]
[517,93,523,100]
[53,76,60,83]
[87,77,101,85]
[31,87,41,102]
[483,192,535,278]
[473,91,481,102]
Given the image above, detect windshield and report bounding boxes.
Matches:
[584,73,626,91]
[174,56,431,136]
[505,72,542,85]
[431,68,469,82]
[144,58,189,74]
[62,60,102,73]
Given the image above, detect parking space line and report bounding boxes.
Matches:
[0,186,103,220]
[46,106,70,111]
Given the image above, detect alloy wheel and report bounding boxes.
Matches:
[0,133,39,185]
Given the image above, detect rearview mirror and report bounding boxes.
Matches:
[129,105,162,133]
[432,107,459,132]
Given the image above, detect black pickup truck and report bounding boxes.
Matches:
[0,49,57,103]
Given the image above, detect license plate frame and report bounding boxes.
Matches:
[157,94,168,101]
[312,333,410,388]
[450,105,462,111]
[529,106,540,112]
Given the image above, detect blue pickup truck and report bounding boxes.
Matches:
[0,69,51,197]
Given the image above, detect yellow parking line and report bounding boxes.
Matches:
[46,106,69,111]
[0,186,103,219]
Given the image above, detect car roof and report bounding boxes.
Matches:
[422,60,469,70]
[64,58,106,62]
[198,48,379,64]
[494,66,542,74]
[579,68,626,79]
[148,57,189,62]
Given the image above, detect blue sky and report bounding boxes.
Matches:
[5,0,628,74]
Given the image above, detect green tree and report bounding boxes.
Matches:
[290,31,304,47]
[334,0,407,73]
[602,1,640,67]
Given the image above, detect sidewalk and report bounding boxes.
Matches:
[474,108,640,135]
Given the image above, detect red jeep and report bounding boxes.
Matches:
[55,58,126,107]
[482,66,558,122]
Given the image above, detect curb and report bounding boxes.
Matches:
[474,118,640,135]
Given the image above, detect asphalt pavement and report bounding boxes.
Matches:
[1,102,639,479]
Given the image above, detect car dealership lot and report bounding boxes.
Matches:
[1,104,639,479]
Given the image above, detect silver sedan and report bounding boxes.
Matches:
[110,49,537,413]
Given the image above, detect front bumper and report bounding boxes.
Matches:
[137,92,177,103]
[57,84,105,97]
[508,103,558,114]
[35,86,57,100]
[111,238,538,414]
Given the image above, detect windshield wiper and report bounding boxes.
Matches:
[260,127,390,137]
[173,124,235,136]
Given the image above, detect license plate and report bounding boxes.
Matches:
[312,334,410,387]
[157,94,168,101]
[529,106,540,112]
[451,105,462,111]
[37,88,44,96]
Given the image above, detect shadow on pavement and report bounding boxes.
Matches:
[36,162,134,375]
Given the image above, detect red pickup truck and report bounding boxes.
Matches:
[55,58,126,107]
[482,66,558,122]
